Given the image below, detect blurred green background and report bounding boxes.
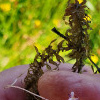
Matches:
[0,0,100,71]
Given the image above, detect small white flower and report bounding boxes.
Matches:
[68,92,79,100]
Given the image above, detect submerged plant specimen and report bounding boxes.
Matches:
[52,0,91,73]
[24,0,100,100]
[24,40,65,100]
[52,0,100,73]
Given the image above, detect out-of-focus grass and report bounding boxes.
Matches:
[0,0,100,71]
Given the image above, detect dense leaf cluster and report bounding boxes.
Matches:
[53,0,91,73]
[63,0,91,72]
[24,39,66,100]
[24,0,99,100]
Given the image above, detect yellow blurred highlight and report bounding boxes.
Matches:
[34,20,41,28]
[84,14,91,21]
[91,54,99,64]
[1,57,9,69]
[10,0,15,2]
[12,42,20,50]
[53,19,61,27]
[97,49,100,56]
[34,43,44,50]
[0,3,11,12]
[78,0,83,4]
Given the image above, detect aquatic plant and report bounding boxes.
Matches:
[24,0,100,100]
